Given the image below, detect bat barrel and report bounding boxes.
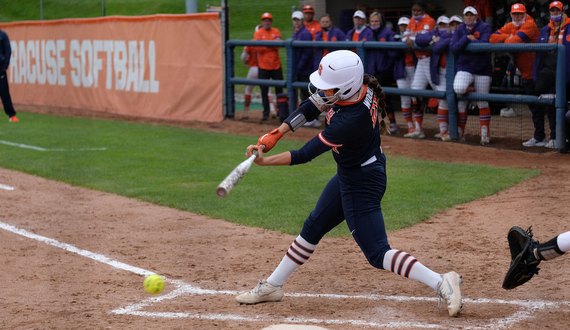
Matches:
[215,146,263,198]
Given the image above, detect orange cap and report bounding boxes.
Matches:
[302,5,314,13]
[261,12,273,20]
[550,1,563,10]
[510,3,526,14]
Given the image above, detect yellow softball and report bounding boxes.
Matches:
[144,274,165,294]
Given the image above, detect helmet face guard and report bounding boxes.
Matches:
[307,84,339,106]
[309,50,364,102]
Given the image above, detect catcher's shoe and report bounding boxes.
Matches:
[437,271,463,317]
[236,280,283,305]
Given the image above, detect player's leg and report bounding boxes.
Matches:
[400,66,416,135]
[273,68,286,121]
[243,67,257,119]
[522,78,546,146]
[340,155,461,317]
[0,72,17,120]
[434,67,449,140]
[474,74,492,145]
[454,71,474,141]
[236,174,345,304]
[408,58,430,138]
[258,68,271,120]
[531,231,570,261]
[535,70,557,147]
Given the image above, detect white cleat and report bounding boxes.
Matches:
[236,280,283,305]
[480,135,490,146]
[403,130,425,139]
[441,133,452,142]
[437,271,463,317]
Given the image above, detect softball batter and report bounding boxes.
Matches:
[236,50,463,317]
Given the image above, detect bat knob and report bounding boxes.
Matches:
[216,187,228,198]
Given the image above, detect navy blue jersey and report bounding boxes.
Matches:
[290,85,381,168]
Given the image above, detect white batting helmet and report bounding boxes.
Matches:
[309,50,364,101]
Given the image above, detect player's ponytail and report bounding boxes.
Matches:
[363,74,389,134]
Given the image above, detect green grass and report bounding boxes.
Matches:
[0,112,540,237]
[0,0,297,83]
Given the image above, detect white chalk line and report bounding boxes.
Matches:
[0,184,15,190]
[0,140,106,151]
[1,220,569,329]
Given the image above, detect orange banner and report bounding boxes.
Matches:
[0,14,223,122]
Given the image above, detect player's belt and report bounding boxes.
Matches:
[361,147,383,167]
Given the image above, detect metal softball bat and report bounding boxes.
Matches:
[216,146,264,198]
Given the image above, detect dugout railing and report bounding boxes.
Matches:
[225,40,566,152]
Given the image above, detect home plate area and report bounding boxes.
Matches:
[112,278,570,329]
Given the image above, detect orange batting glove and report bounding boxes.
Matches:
[257,128,283,153]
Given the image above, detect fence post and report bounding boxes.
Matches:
[555,44,567,151]
[226,42,235,118]
[285,39,296,116]
[446,50,458,140]
[356,42,367,73]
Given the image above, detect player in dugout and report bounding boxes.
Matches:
[490,3,542,148]
[253,12,283,122]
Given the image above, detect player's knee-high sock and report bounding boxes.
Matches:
[414,111,423,131]
[267,235,317,287]
[438,108,449,134]
[382,249,442,290]
[412,101,423,131]
[387,111,396,124]
[479,107,491,137]
[402,108,414,132]
[244,94,251,112]
[458,101,468,137]
[268,94,276,112]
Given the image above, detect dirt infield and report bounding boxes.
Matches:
[1,105,569,329]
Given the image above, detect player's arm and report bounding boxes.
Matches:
[506,24,538,44]
[247,144,291,166]
[249,132,330,166]
[256,99,322,152]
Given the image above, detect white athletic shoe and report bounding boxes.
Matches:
[236,280,283,305]
[437,271,463,317]
[404,130,425,139]
[480,135,490,146]
[545,139,556,149]
[500,108,517,118]
[522,137,547,147]
[441,133,452,142]
[434,133,441,139]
